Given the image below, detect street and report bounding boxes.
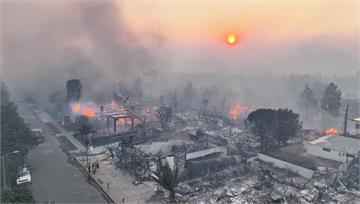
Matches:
[17,103,107,203]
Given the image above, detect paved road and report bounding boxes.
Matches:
[17,103,107,203]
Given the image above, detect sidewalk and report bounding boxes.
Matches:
[37,111,156,203]
[38,111,86,152]
[75,153,156,203]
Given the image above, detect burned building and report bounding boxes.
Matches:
[157,106,172,130]
[305,134,360,162]
[113,92,129,106]
[66,79,82,102]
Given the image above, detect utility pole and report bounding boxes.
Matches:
[81,125,90,166]
[173,90,177,113]
[358,151,360,191]
[86,133,89,166]
[2,156,6,189]
[130,115,134,145]
[343,104,349,136]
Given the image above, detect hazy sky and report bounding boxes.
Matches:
[123,0,358,44]
[122,0,359,75]
[1,0,359,97]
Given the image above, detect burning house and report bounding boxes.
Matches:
[305,134,360,162]
[108,127,233,183]
[57,78,360,203]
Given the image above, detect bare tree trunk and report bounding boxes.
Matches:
[169,190,176,203]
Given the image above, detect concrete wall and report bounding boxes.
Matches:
[257,153,314,179]
[305,143,354,163]
[185,146,227,160]
[185,156,236,179]
[136,142,172,155]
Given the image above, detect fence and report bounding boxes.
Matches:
[185,146,227,160]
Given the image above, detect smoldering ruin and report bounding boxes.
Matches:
[1,1,360,203]
[30,72,358,203]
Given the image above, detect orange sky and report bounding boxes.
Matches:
[1,0,358,80]
[122,0,359,44]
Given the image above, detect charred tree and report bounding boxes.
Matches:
[133,76,143,101]
[320,82,342,118]
[1,81,9,105]
[298,84,318,118]
[182,81,194,108]
[199,98,209,121]
[158,106,172,131]
[113,92,129,106]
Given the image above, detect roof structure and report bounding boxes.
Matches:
[308,134,360,155]
[101,105,131,118]
[350,117,360,122]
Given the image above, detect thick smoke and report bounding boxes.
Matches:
[1,0,358,128]
[1,0,158,103]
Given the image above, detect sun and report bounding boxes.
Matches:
[226,33,237,45]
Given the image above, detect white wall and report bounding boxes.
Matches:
[257,153,314,179]
[136,142,172,155]
[305,143,354,163]
[136,141,187,155]
[166,156,175,170]
[185,146,227,160]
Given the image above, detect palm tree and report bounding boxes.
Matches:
[154,161,179,203]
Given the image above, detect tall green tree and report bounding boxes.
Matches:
[247,108,302,151]
[154,161,179,203]
[1,102,37,187]
[1,81,10,105]
[274,108,302,146]
[1,82,37,201]
[1,188,33,203]
[247,109,277,152]
[1,101,37,155]
[320,82,342,117]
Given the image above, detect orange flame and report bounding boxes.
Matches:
[72,103,81,113]
[117,118,125,125]
[230,104,249,120]
[144,107,151,113]
[323,128,338,135]
[82,107,94,118]
[111,100,117,107]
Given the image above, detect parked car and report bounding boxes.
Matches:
[16,166,31,185]
[32,128,45,143]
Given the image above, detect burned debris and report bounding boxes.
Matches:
[55,78,360,203]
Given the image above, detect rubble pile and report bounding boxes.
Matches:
[53,76,360,204]
[340,158,359,190]
[176,156,360,204]
[175,112,202,128]
[210,126,258,154]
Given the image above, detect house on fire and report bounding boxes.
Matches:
[305,134,360,162]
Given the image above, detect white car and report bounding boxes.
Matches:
[16,167,31,185]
